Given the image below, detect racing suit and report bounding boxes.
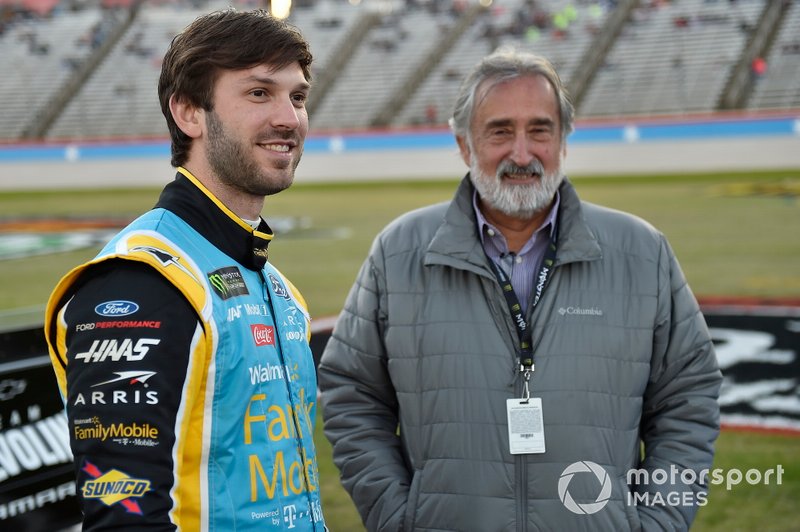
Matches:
[44,168,326,531]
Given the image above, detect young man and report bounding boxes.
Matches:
[44,10,326,530]
[318,49,721,531]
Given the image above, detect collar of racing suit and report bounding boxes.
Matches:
[155,168,274,271]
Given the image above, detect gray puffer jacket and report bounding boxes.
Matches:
[318,177,721,532]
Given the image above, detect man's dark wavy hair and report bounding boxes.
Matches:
[158,9,312,167]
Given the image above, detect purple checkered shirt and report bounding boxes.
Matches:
[473,189,560,315]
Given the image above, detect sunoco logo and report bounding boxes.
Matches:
[558,461,612,515]
[81,461,151,514]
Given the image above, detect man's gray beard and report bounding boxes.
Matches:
[469,154,564,219]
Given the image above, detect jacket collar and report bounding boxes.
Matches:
[424,176,493,277]
[554,176,603,266]
[425,175,601,272]
[155,168,273,271]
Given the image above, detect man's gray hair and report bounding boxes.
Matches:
[448,48,575,144]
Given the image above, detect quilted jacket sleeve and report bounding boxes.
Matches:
[636,236,722,530]
[317,242,411,532]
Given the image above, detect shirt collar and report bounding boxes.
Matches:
[473,187,560,255]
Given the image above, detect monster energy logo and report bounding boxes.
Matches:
[207,266,249,300]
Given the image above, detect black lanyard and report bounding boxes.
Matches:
[488,233,557,373]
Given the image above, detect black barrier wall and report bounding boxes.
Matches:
[0,327,80,529]
[707,307,800,432]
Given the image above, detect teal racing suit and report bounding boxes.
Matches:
[45,168,326,530]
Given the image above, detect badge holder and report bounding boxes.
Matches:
[507,363,545,454]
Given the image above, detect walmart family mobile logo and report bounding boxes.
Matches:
[558,461,612,515]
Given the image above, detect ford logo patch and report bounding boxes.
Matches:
[95,300,140,317]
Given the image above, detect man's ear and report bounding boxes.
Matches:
[456,135,471,167]
[169,94,203,139]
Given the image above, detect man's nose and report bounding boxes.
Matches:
[509,133,535,167]
[271,98,301,130]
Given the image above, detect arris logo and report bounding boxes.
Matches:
[95,300,139,317]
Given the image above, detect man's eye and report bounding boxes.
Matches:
[251,89,267,98]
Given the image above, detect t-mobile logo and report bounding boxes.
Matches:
[283,505,298,528]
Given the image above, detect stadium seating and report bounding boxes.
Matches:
[747,0,800,111]
[394,0,612,127]
[0,0,796,142]
[288,0,362,86]
[0,8,104,141]
[579,0,765,117]
[307,2,459,130]
[46,1,230,140]
[45,0,363,139]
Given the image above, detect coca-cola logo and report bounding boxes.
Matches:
[250,324,275,347]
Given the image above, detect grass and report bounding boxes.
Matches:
[698,430,800,531]
[1,170,798,530]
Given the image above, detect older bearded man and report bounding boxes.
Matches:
[318,49,721,532]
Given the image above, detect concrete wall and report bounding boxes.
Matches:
[1,113,799,190]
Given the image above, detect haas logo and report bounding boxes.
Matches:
[251,324,275,347]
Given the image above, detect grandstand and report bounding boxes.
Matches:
[0,0,798,142]
[747,0,800,110]
[395,0,612,127]
[47,3,216,139]
[0,7,105,139]
[309,4,460,130]
[579,0,765,117]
